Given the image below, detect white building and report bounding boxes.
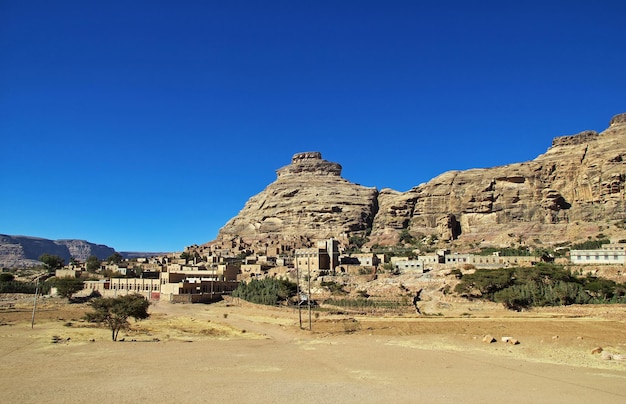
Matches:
[570,243,626,265]
[393,260,424,273]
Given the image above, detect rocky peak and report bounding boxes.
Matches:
[217,152,378,251]
[276,151,342,178]
[551,130,599,147]
[610,113,626,127]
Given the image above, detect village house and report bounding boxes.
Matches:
[570,243,626,265]
[239,263,275,280]
[55,268,83,279]
[83,263,240,303]
[393,259,425,273]
[159,269,239,303]
[294,239,340,275]
[340,253,380,267]
[83,277,161,300]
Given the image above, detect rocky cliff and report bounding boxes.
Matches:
[0,235,116,268]
[217,113,626,250]
[371,113,626,246]
[218,152,379,246]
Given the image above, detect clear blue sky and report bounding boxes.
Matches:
[1,1,625,252]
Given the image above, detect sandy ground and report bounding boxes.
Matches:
[1,295,625,403]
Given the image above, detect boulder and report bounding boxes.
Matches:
[502,337,519,345]
[482,334,496,343]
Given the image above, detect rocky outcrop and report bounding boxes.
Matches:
[217,152,378,247]
[437,214,461,241]
[369,188,419,244]
[55,240,116,262]
[0,235,116,268]
[369,113,626,246]
[551,130,599,147]
[610,113,626,127]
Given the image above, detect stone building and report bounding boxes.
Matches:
[294,238,339,275]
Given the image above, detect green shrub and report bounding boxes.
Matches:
[0,279,50,294]
[477,247,533,256]
[54,277,85,301]
[232,278,297,306]
[320,281,346,295]
[570,239,610,250]
[455,265,626,310]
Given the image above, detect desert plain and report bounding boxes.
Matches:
[1,295,625,404]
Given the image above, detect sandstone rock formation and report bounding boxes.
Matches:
[216,113,626,252]
[0,235,116,268]
[369,113,626,246]
[217,152,378,248]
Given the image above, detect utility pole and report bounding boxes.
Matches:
[31,277,40,329]
[308,264,312,331]
[297,263,302,329]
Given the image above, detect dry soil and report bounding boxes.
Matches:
[1,295,625,403]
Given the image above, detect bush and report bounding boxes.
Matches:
[455,265,626,310]
[54,277,85,301]
[232,278,297,306]
[453,268,514,299]
[477,246,533,256]
[570,239,611,250]
[324,298,404,310]
[320,281,346,295]
[0,280,48,294]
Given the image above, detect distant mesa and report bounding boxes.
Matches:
[0,235,116,268]
[0,234,165,269]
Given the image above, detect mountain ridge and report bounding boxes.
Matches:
[213,113,626,252]
[0,234,165,268]
[3,112,626,266]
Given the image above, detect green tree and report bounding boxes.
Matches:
[54,277,85,301]
[347,236,368,252]
[84,294,150,341]
[454,268,514,299]
[39,254,65,272]
[0,273,15,282]
[106,252,124,264]
[86,255,101,272]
